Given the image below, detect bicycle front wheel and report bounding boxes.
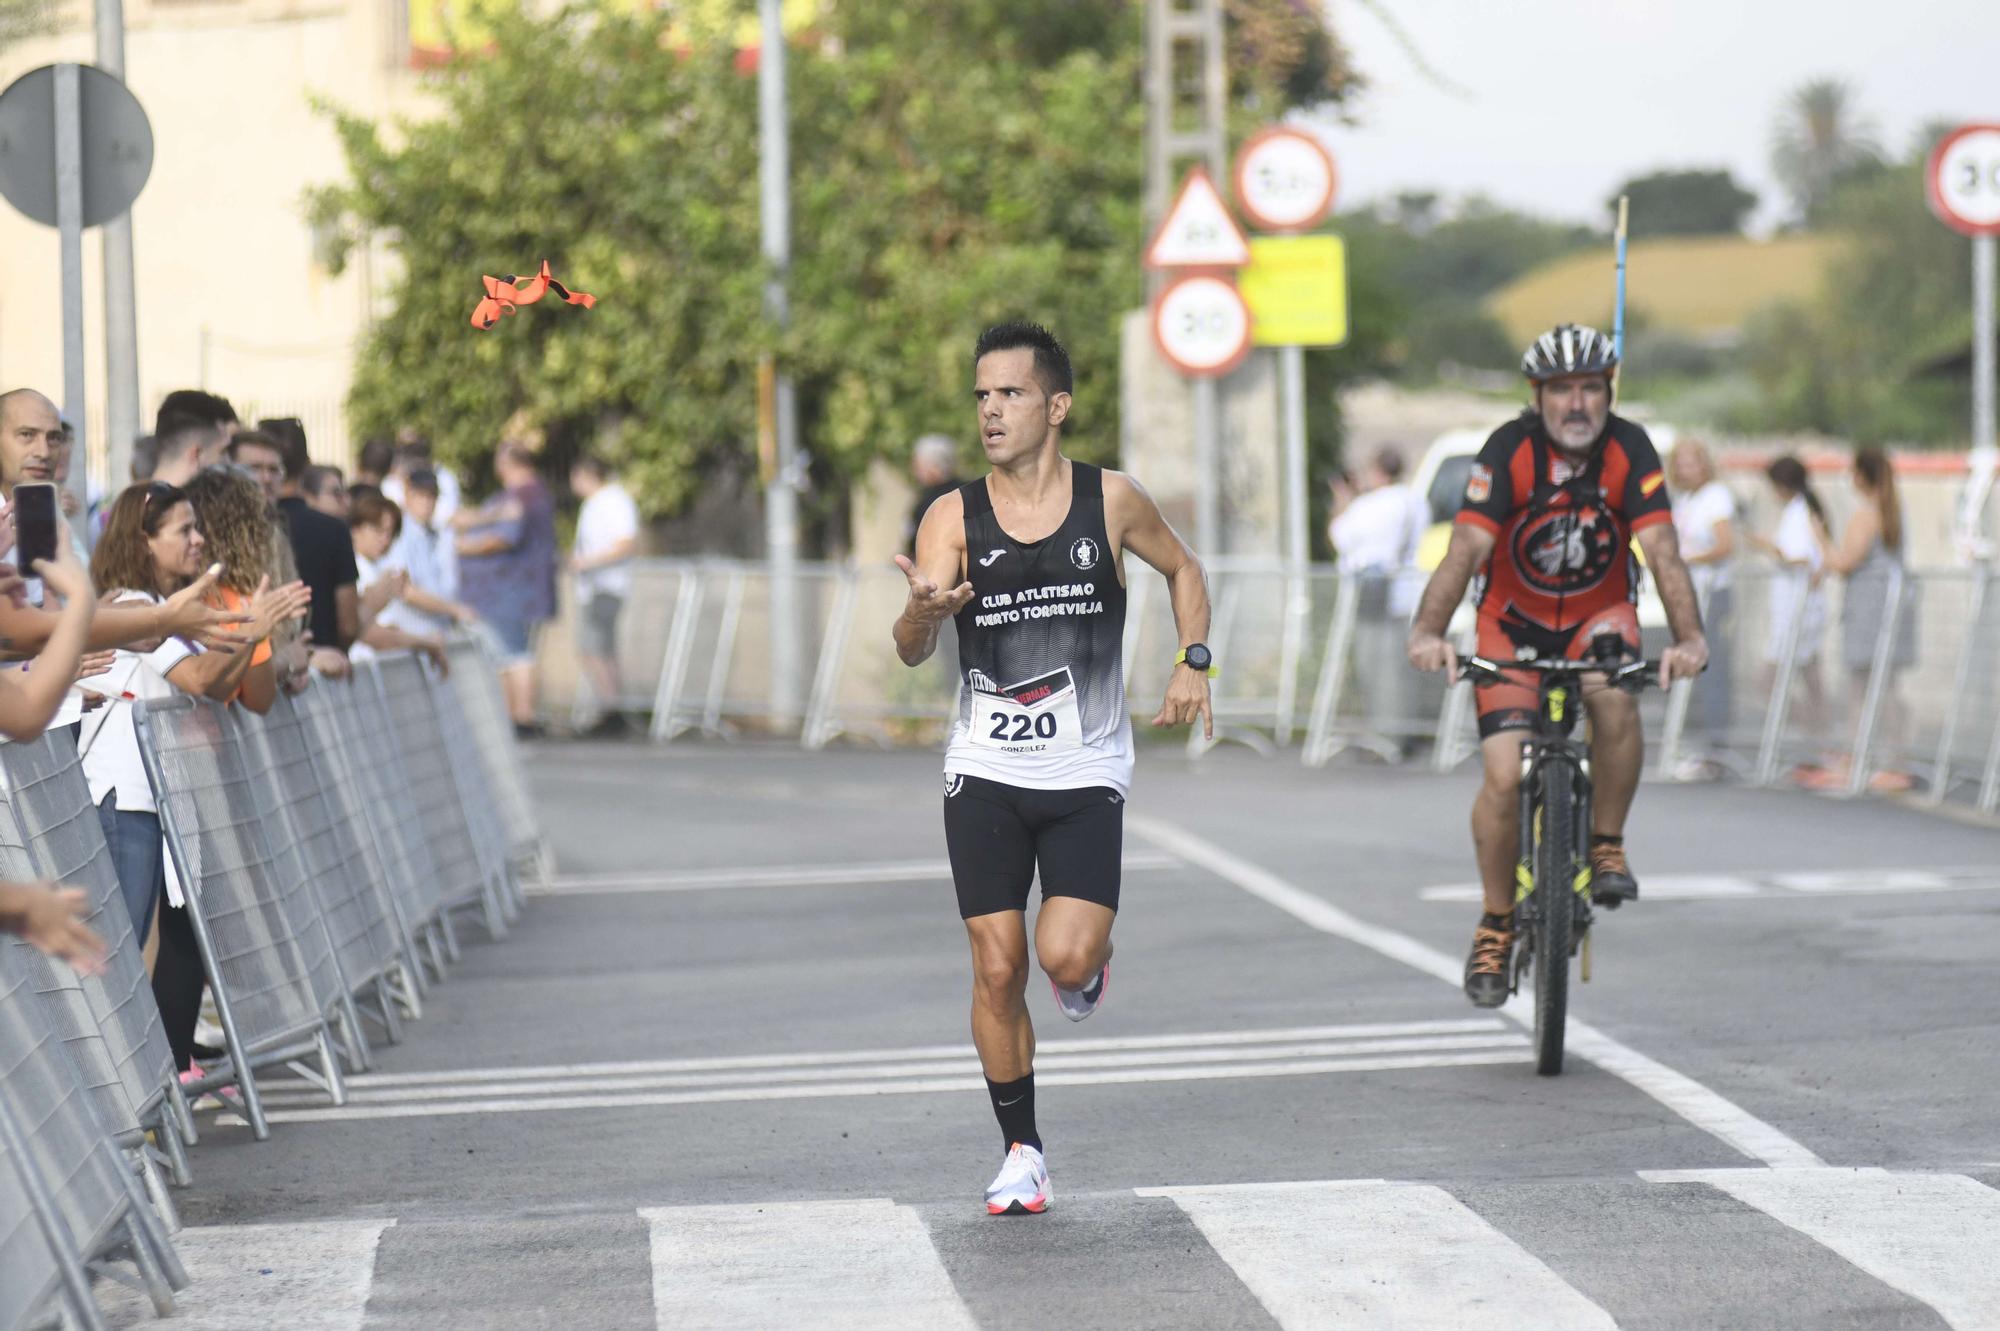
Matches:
[1531,763,1579,1075]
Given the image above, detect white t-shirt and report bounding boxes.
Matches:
[1329,484,1428,617]
[1673,479,1736,596]
[78,591,200,813]
[1765,495,1827,662]
[576,482,640,601]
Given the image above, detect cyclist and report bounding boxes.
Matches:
[1406,324,1707,1007]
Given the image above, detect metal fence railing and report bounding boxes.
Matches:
[573,556,2000,819]
[0,632,539,1327]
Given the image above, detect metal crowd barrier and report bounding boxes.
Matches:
[584,553,2000,816]
[1,635,539,1328]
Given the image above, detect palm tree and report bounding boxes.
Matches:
[1771,79,1882,225]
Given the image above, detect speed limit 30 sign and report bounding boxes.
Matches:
[1152,274,1252,378]
[1929,123,2000,236]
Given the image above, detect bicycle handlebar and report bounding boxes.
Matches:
[1458,654,1666,690]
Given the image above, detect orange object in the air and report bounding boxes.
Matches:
[469,260,597,330]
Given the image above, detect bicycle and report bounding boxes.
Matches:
[1458,649,1664,1076]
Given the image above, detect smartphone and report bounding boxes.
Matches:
[13,482,58,572]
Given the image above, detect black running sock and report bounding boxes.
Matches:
[1479,910,1514,931]
[1591,834,1624,848]
[985,1074,1040,1154]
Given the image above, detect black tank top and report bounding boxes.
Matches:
[948,463,1131,776]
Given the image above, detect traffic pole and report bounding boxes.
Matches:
[1975,233,1995,456]
[54,64,87,515]
[98,0,140,508]
[758,0,802,722]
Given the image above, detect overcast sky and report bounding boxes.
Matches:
[1305,0,2000,232]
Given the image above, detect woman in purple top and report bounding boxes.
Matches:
[457,439,558,736]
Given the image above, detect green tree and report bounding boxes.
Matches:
[1609,168,1757,237]
[1737,152,1971,442]
[311,1,1357,525]
[1771,78,1882,225]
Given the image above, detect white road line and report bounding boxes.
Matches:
[1139,1179,1616,1330]
[254,1018,1510,1090]
[238,1050,1528,1124]
[1642,1168,2000,1330]
[640,1199,975,1331]
[1130,815,1827,1170]
[537,851,1179,895]
[97,1219,391,1331]
[1420,868,2000,903]
[247,1033,1528,1105]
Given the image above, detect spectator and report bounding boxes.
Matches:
[1667,438,1737,780]
[1749,455,1830,774]
[270,419,361,656]
[153,389,237,466]
[183,466,308,713]
[150,421,209,488]
[456,439,556,737]
[569,455,640,735]
[1327,447,1429,757]
[227,430,321,690]
[346,488,447,665]
[1817,446,1919,792]
[81,482,302,961]
[302,465,349,519]
[388,468,472,633]
[384,434,462,523]
[0,880,105,971]
[355,437,395,488]
[903,434,962,556]
[1,389,241,665]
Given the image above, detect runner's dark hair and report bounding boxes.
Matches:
[974,322,1073,399]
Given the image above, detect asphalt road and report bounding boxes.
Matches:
[114,740,2000,1329]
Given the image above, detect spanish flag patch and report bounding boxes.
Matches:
[1639,470,1665,498]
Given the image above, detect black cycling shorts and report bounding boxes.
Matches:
[942,773,1124,919]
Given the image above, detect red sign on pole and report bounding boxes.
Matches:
[1928,123,2000,237]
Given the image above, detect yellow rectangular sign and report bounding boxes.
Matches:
[1240,234,1348,347]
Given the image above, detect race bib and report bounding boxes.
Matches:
[968,666,1082,754]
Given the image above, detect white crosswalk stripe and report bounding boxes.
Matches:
[1642,1167,2000,1330]
[96,1219,391,1331]
[640,1199,976,1331]
[1137,1180,1618,1329]
[85,1171,2000,1328]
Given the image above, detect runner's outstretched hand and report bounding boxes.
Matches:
[1152,663,1213,740]
[894,554,974,625]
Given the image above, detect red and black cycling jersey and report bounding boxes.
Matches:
[1454,411,1671,634]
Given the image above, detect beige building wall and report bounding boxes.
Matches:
[0,0,429,482]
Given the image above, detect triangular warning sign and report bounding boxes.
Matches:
[1145,167,1252,270]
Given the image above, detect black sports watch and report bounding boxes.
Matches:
[1176,643,1215,674]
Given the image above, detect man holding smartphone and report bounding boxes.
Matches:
[0,389,245,665]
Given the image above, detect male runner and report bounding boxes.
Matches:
[893,322,1212,1215]
[1406,324,1707,1008]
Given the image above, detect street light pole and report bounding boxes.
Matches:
[759,0,803,722]
[97,0,139,504]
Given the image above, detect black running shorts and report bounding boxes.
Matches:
[942,773,1124,919]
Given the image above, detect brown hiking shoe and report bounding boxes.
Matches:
[1589,841,1639,908]
[1463,919,1515,1008]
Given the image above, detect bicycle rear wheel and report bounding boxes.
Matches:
[1531,764,1578,1075]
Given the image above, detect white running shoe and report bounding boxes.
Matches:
[1052,962,1108,1022]
[984,1142,1050,1215]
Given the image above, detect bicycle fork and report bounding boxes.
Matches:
[1513,750,1599,990]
